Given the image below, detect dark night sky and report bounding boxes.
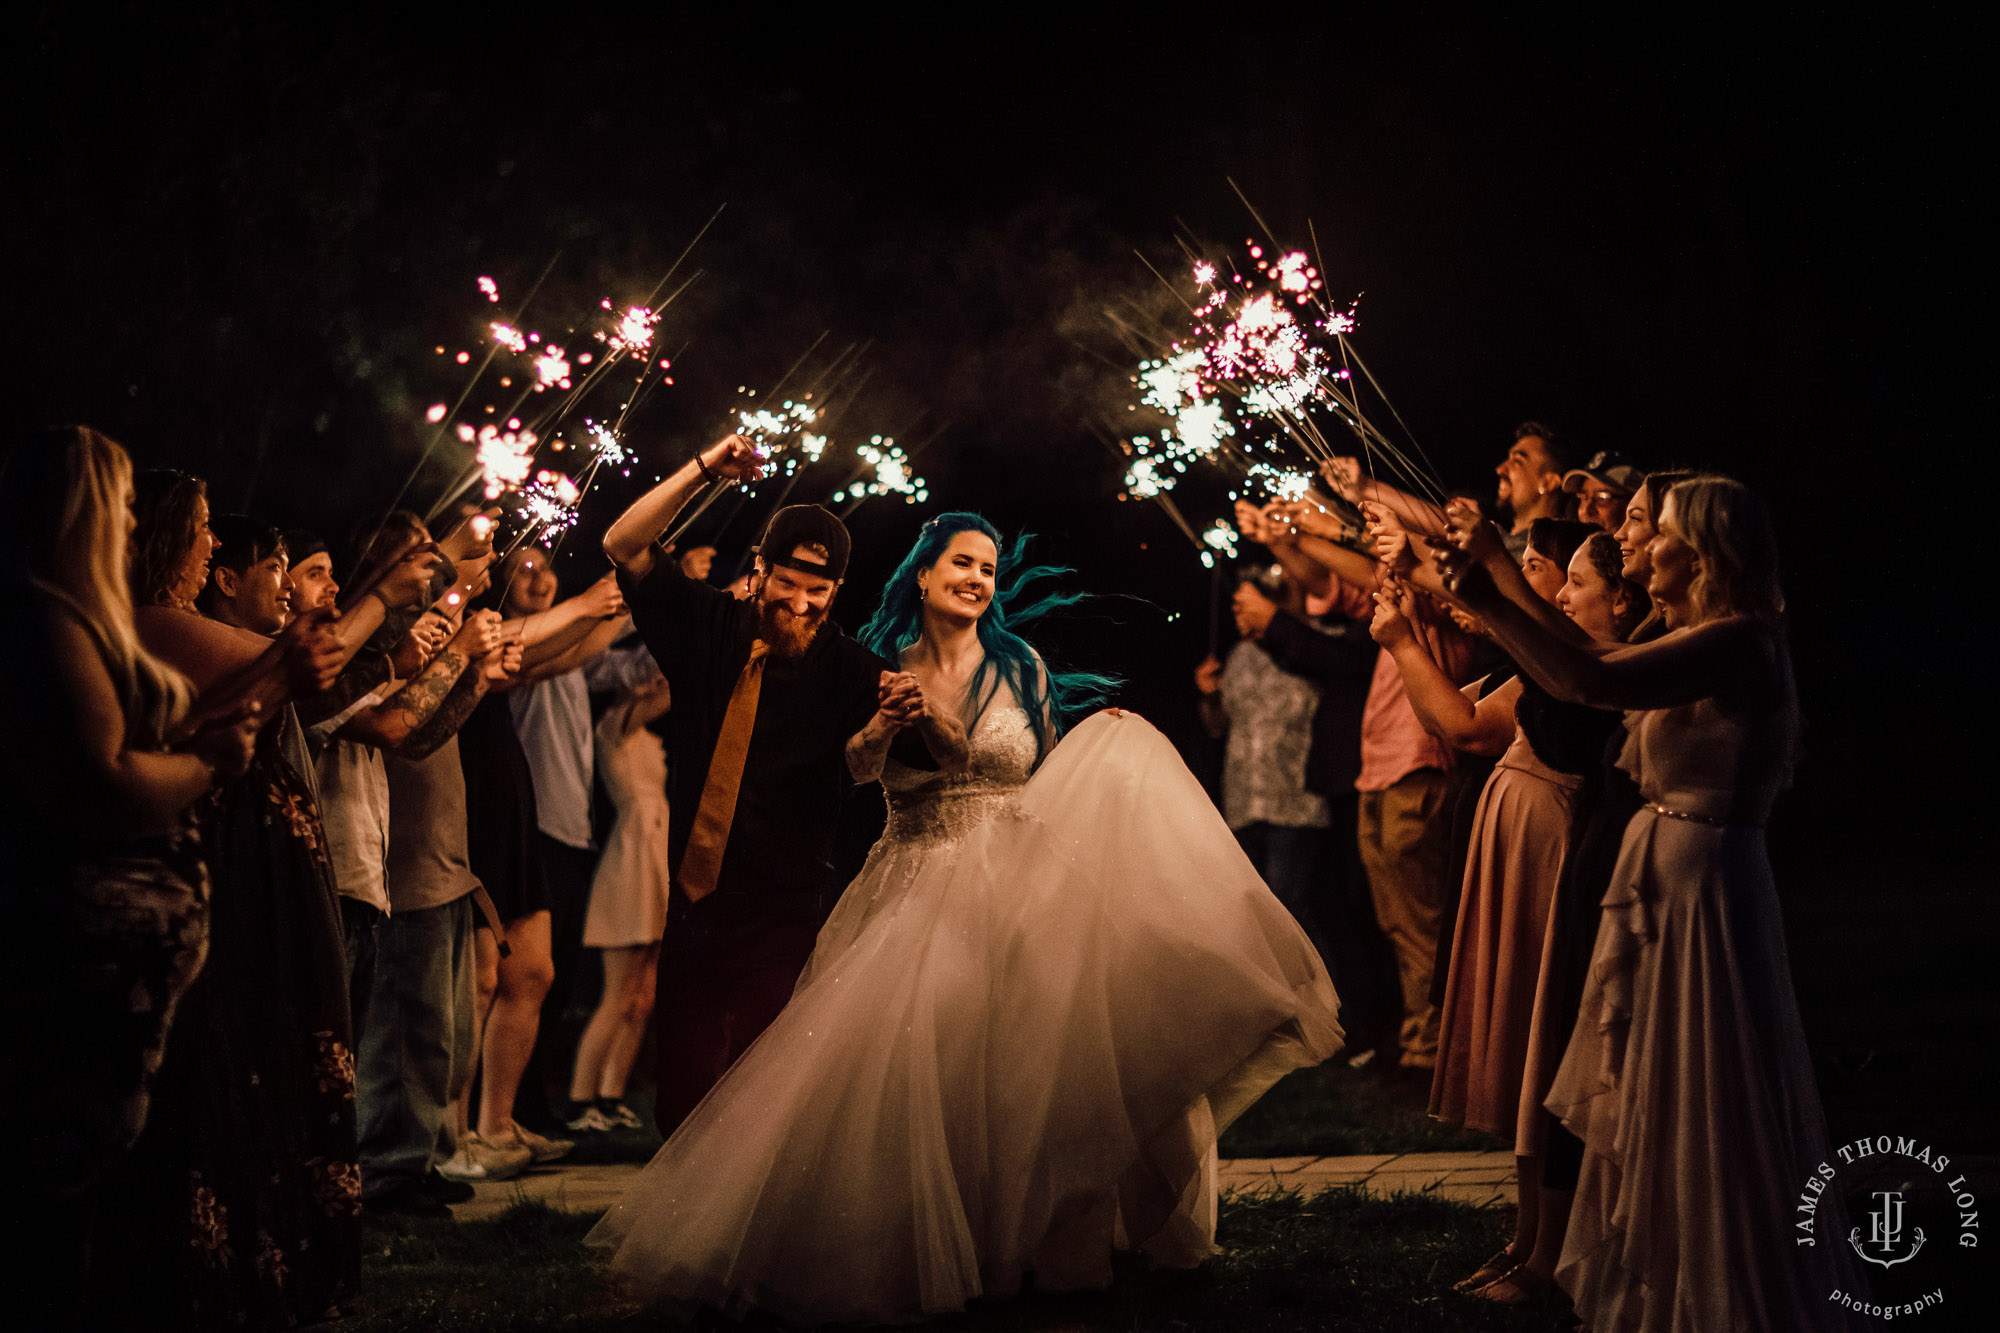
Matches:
[1,4,1985,865]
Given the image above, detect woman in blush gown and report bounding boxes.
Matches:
[1443,477,1865,1333]
[589,513,1343,1324]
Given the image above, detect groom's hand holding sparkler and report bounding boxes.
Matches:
[701,433,766,484]
[605,433,767,578]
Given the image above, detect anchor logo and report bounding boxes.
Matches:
[1849,1190,1927,1269]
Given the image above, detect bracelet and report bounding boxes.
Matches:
[695,452,718,483]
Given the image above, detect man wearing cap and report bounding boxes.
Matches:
[603,433,906,1134]
[1561,449,1644,531]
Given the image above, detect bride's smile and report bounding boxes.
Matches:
[919,531,997,620]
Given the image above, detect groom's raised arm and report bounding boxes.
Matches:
[603,432,764,578]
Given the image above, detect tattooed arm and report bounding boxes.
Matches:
[396,663,489,759]
[336,612,503,751]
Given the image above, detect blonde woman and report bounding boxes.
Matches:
[1445,476,1863,1331]
[0,427,258,1328]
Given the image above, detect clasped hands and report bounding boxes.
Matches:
[874,670,927,732]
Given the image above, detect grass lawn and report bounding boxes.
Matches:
[354,1190,1569,1333]
[1219,1061,1501,1159]
[553,1059,1505,1171]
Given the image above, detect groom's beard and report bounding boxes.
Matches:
[758,599,826,660]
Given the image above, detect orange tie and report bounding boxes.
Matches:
[678,639,769,902]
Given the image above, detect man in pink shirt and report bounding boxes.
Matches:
[1245,500,1473,1070]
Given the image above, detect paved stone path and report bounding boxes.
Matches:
[451,1151,1516,1222]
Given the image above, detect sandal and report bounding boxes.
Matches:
[1476,1265,1558,1305]
[1452,1248,1523,1293]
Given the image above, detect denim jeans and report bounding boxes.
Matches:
[339,897,384,1054]
[1234,821,1329,945]
[357,894,475,1198]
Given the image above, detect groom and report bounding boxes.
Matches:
[604,433,920,1134]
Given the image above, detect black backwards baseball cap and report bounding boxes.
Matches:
[756,504,851,582]
[1562,449,1644,496]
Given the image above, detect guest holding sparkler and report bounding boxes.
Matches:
[1239,495,1476,1074]
[1228,557,1393,1069]
[447,552,627,1174]
[1323,421,1578,558]
[496,547,649,1146]
[1438,476,1863,1330]
[95,471,437,1328]
[0,428,263,1329]
[1370,516,1609,1302]
[601,433,892,1135]
[196,516,294,634]
[295,514,516,1217]
[1427,472,1677,1299]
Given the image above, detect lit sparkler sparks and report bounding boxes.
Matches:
[490,322,528,354]
[519,470,582,539]
[583,419,632,472]
[736,399,818,454]
[478,276,500,303]
[476,424,539,499]
[533,345,572,389]
[1239,461,1314,503]
[1200,520,1241,569]
[841,435,928,504]
[599,301,659,357]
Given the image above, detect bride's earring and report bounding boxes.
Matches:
[918,581,928,602]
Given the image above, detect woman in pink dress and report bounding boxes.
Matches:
[1445,475,1864,1332]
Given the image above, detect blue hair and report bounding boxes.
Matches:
[858,512,1118,754]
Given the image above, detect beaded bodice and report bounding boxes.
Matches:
[880,703,1040,849]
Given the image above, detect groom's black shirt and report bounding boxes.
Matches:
[618,547,887,917]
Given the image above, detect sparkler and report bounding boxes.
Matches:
[582,419,632,473]
[476,424,539,500]
[518,470,582,541]
[532,345,572,390]
[1200,520,1240,569]
[736,399,820,473]
[839,435,928,506]
[1113,221,1444,521]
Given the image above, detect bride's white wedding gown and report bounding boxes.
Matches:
[588,706,1343,1323]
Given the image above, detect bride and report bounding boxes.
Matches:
[588,513,1343,1323]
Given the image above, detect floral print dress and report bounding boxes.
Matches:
[97,709,359,1328]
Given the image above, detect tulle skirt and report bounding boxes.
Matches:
[588,711,1342,1322]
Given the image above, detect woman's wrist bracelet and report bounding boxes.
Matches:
[695,452,718,483]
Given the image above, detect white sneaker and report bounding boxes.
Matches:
[508,1120,574,1164]
[435,1132,533,1183]
[601,1101,643,1130]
